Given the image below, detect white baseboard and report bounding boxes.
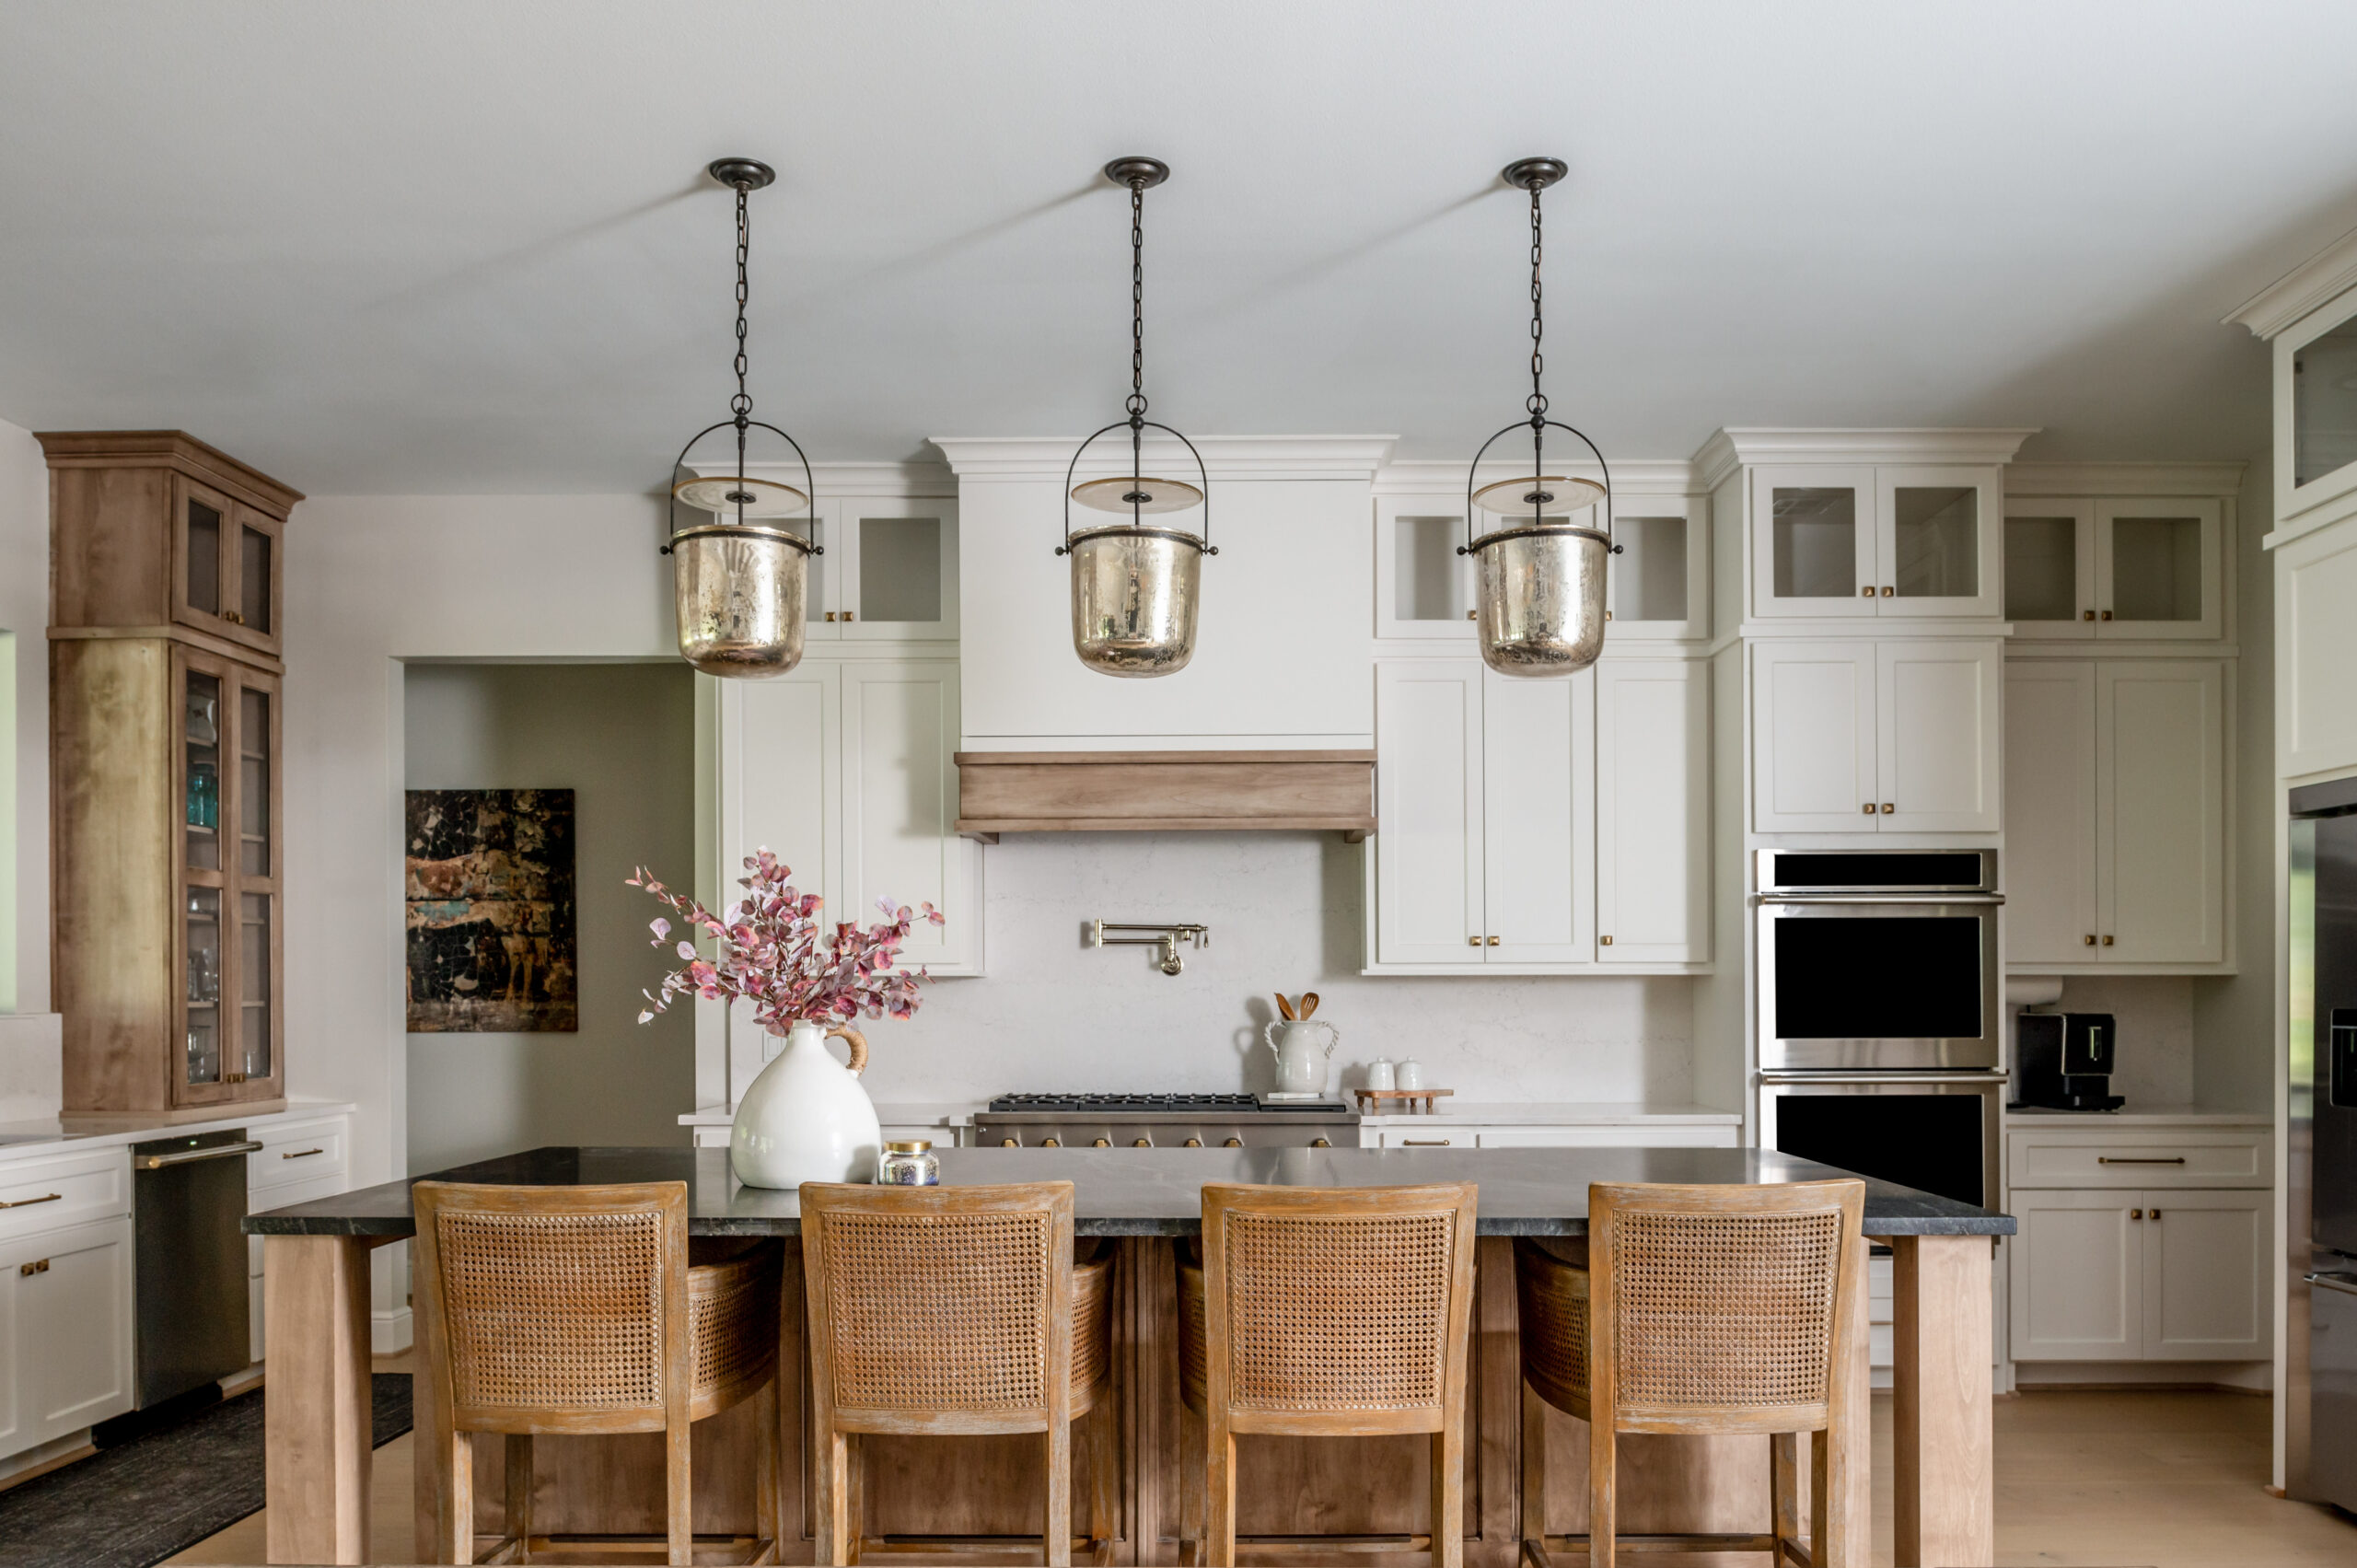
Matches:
[2014,1358,2271,1392]
[372,1306,413,1355]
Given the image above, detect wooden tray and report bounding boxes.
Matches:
[1353,1087,1453,1114]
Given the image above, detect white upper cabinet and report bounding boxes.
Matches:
[1748,464,2003,621]
[1751,639,1999,833]
[2097,661,2226,966]
[1595,659,1709,963]
[2003,496,2223,642]
[1374,482,1707,643]
[1370,655,1704,973]
[688,473,958,644]
[2003,658,2228,970]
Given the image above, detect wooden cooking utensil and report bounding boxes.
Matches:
[1275,993,1296,1021]
[1297,992,1320,1019]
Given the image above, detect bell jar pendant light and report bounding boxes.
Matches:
[1057,157,1215,678]
[663,157,819,679]
[1461,157,1614,678]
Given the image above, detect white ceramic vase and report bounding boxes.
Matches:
[729,1018,882,1189]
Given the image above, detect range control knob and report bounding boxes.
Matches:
[1310,1137,1332,1148]
[1091,1138,1111,1148]
[1223,1137,1244,1148]
[1000,1138,1018,1148]
[1041,1137,1061,1148]
[1132,1137,1153,1148]
[1183,1137,1203,1147]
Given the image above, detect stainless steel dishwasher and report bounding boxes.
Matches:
[131,1127,261,1408]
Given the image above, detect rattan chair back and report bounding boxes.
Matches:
[1586,1179,1864,1436]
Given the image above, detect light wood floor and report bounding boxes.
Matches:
[164,1386,2354,1566]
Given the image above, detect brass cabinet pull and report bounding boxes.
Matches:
[1881,586,1894,598]
[226,1072,247,1084]
[1862,803,1876,815]
[842,610,854,621]
[0,1193,62,1210]
[1403,1138,1452,1146]
[1599,935,1614,947]
[1467,935,1481,947]
[1486,935,1501,947]
[825,611,837,621]
[2099,1156,2186,1165]
[2150,1208,2163,1220]
[2083,609,2096,621]
[223,610,245,626]
[2131,1208,2143,1220]
[1467,609,1477,621]
[281,1147,324,1160]
[2084,935,2097,946]
[1860,586,1875,598]
[2102,935,2115,946]
[2101,609,2114,621]
[17,1259,48,1277]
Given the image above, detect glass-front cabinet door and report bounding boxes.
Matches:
[1876,467,2000,617]
[2096,499,2221,640]
[175,647,281,1106]
[1375,497,1475,639]
[1606,500,1707,639]
[2004,500,2097,636]
[1751,468,1877,619]
[169,478,283,657]
[842,497,958,640]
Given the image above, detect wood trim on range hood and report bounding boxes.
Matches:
[953,750,1376,844]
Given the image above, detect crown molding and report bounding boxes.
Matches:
[1374,457,1704,495]
[927,435,1398,481]
[2004,459,2248,498]
[2226,225,2357,341]
[694,458,956,495]
[1691,426,2041,488]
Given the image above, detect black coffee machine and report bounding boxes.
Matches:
[2013,1011,2124,1111]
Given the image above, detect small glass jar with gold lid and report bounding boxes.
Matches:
[877,1140,939,1186]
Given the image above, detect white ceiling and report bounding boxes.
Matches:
[1,1,2351,494]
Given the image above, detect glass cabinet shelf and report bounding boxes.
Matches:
[2003,498,2223,641]
[1378,493,1703,640]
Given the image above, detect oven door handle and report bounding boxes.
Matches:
[1759,1072,2009,1085]
[1756,892,2004,906]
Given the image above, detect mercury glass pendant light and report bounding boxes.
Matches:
[1058,157,1214,678]
[1462,157,1614,677]
[663,157,819,679]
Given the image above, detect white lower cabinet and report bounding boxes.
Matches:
[1750,638,2000,832]
[247,1115,358,1364]
[0,1218,134,1452]
[1368,1122,1739,1150]
[2003,659,2227,969]
[1369,656,1705,972]
[722,659,982,975]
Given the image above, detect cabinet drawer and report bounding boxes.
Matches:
[1473,1125,1740,1149]
[2007,1130,2269,1189]
[0,1149,129,1243]
[250,1121,347,1194]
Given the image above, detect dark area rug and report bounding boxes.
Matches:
[0,1373,411,1568]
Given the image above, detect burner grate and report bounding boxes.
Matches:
[988,1092,1262,1114]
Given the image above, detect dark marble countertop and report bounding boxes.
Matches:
[247,1144,2014,1237]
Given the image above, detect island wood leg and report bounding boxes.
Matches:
[1890,1235,1994,1568]
[264,1234,384,1565]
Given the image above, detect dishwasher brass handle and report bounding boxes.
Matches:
[2098,1156,2185,1165]
[139,1140,264,1170]
[281,1147,325,1160]
[0,1192,62,1210]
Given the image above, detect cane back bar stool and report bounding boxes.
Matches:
[1178,1181,1480,1568]
[798,1180,1117,1567]
[1514,1179,1867,1568]
[412,1179,783,1566]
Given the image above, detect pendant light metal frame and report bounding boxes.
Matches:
[1459,157,1618,676]
[662,157,823,679]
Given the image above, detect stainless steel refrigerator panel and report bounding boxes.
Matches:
[2309,1270,2357,1513]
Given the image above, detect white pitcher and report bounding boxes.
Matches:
[1262,1018,1341,1098]
[729,1019,882,1188]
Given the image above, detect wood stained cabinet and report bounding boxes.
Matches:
[39,432,297,1117]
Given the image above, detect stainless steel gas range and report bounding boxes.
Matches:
[973,1093,1358,1150]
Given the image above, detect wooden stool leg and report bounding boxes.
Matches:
[1518,1381,1547,1556]
[1810,1430,1829,1568]
[1770,1433,1798,1563]
[504,1434,533,1563]
[1180,1405,1205,1567]
[1045,1418,1073,1568]
[447,1430,474,1566]
[1086,1404,1117,1561]
[1432,1423,1464,1568]
[847,1433,865,1565]
[755,1379,782,1565]
[1207,1423,1237,1568]
[1586,1418,1615,1568]
[666,1420,692,1567]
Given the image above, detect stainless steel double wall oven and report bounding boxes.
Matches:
[1756,849,2005,1211]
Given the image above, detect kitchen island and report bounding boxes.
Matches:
[250,1145,2013,1566]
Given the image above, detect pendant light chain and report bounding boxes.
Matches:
[1527,179,1548,502]
[1127,178,1149,424]
[731,183,754,425]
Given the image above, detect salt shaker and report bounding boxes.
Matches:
[877,1139,940,1186]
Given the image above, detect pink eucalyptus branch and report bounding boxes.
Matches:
[627,850,941,1034]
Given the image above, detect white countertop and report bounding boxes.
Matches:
[0,1098,357,1158]
[2004,1104,2270,1127]
[681,1101,980,1129]
[1353,1100,1744,1127]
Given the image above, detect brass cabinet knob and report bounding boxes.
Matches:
[1092,1137,1111,1147]
[1881,586,1894,597]
[842,610,855,621]
[1881,803,1895,814]
[1487,935,1501,947]
[825,611,837,621]
[1223,1137,1243,1147]
[1132,1137,1152,1148]
[1861,586,1875,598]
[2101,609,2114,621]
[2131,1208,2143,1220]
[2084,934,2097,946]
[1467,935,1481,947]
[1000,1138,1018,1148]
[1183,1137,1202,1147]
[1600,935,1614,947]
[2083,609,2096,621]
[1040,1137,1061,1147]
[1310,1138,1331,1148]
[1466,609,1477,621]
[2150,1209,2162,1220]
[2103,935,2115,946]
[1862,802,1876,815]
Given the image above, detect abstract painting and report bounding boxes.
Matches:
[405,788,578,1032]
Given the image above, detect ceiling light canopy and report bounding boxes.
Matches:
[664,157,819,679]
[1462,157,1614,678]
[1058,157,1215,679]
